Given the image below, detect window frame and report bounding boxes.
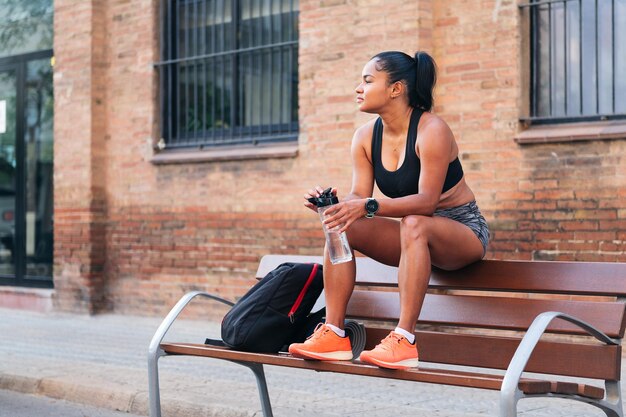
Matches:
[154,0,300,155]
[519,0,626,126]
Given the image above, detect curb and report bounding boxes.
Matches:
[0,371,254,417]
[0,371,138,413]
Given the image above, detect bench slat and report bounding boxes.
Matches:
[257,255,626,297]
[518,381,604,400]
[161,342,523,391]
[347,291,626,338]
[551,381,605,400]
[365,328,621,380]
[430,260,626,297]
[256,255,398,286]
[161,342,606,400]
[161,343,609,401]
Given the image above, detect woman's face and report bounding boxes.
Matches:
[355,59,392,113]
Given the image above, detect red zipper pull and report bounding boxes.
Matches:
[288,263,319,322]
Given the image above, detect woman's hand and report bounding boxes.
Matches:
[322,198,367,233]
[304,186,337,212]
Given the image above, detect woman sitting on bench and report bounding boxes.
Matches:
[289,51,490,370]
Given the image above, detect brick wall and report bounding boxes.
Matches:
[53,0,108,313]
[52,0,625,315]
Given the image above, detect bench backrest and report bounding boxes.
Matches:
[257,255,626,381]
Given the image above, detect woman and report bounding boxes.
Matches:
[289,51,489,370]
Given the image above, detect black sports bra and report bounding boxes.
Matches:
[371,108,464,199]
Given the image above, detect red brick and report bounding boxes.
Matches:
[559,221,598,231]
[600,242,622,252]
[574,232,617,241]
[535,190,575,200]
[574,210,618,220]
[436,17,460,26]
[446,62,480,73]
[558,242,599,251]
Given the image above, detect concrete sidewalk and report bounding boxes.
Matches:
[0,307,615,417]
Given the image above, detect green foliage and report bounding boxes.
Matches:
[0,0,53,56]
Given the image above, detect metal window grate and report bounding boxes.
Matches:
[156,0,299,148]
[520,0,626,124]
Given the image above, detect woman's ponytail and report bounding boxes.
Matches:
[413,51,436,111]
[371,50,437,111]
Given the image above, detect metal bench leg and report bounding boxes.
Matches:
[148,347,165,417]
[500,311,623,417]
[596,381,624,417]
[499,386,521,417]
[240,362,274,417]
[147,291,234,417]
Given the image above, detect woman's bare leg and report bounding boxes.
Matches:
[396,215,431,332]
[396,214,484,332]
[322,251,355,328]
[323,217,401,328]
[323,214,484,332]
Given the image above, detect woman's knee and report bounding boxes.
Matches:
[400,215,431,243]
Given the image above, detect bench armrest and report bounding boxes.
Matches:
[500,311,620,413]
[148,291,234,357]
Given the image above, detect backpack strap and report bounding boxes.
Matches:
[204,338,227,347]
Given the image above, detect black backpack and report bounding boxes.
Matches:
[219,262,324,353]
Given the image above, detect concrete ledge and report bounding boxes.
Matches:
[515,120,626,144]
[151,143,299,164]
[0,287,53,313]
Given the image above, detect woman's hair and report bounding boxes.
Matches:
[371,51,437,111]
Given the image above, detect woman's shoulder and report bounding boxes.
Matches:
[352,117,378,143]
[419,111,451,132]
[418,112,454,142]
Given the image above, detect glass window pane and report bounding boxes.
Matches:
[616,0,626,113]
[597,0,613,114]
[292,0,299,40]
[219,56,233,131]
[291,47,298,123]
[24,59,53,277]
[271,49,281,125]
[581,0,598,115]
[566,1,581,116]
[262,51,271,125]
[536,5,551,117]
[551,3,566,116]
[0,0,53,58]
[0,69,17,275]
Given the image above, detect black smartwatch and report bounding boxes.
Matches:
[365,198,379,218]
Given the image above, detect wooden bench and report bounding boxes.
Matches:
[148,254,626,417]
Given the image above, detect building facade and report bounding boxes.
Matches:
[0,0,624,316]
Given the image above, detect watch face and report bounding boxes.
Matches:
[366,199,379,213]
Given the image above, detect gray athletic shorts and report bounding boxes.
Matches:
[433,201,490,256]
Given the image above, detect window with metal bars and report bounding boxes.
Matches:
[156,0,299,149]
[521,0,626,124]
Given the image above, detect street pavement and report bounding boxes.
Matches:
[0,389,145,417]
[0,307,615,416]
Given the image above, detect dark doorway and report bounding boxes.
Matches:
[0,51,53,288]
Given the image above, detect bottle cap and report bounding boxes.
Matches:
[308,187,338,207]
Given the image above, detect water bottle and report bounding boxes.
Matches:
[309,187,353,265]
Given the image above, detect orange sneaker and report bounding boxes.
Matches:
[288,323,353,361]
[359,331,419,370]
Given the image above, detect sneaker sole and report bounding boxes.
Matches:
[289,348,353,361]
[359,356,419,370]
